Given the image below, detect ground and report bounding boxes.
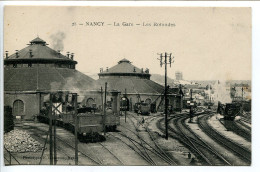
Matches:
[4,110,251,166]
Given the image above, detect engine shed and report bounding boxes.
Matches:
[4,37,99,120]
[98,59,183,112]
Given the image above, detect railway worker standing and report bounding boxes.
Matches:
[142,117,145,124]
[188,152,191,159]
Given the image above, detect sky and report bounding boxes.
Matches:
[4,6,251,81]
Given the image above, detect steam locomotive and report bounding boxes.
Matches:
[37,92,120,142]
[134,102,150,115]
[217,102,242,120]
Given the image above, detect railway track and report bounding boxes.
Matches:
[198,114,251,164]
[156,111,233,166]
[108,133,155,165]
[123,113,175,165]
[237,119,251,130]
[98,142,124,165]
[240,117,251,124]
[25,123,103,165]
[123,114,178,165]
[218,118,251,142]
[174,116,232,165]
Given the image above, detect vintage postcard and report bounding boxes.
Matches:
[2,6,251,167]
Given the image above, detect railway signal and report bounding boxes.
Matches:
[157,52,174,140]
[48,92,78,165]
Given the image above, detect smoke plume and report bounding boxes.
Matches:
[50,31,66,51]
[213,81,232,104]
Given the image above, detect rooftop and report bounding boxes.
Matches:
[99,58,150,79]
[5,37,76,64]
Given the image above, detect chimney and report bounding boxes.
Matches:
[57,50,61,58]
[5,51,8,59]
[67,52,70,58]
[29,49,33,58]
[15,50,19,58]
[70,53,74,60]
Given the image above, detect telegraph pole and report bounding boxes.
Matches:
[189,89,193,123]
[73,93,78,165]
[49,94,53,165]
[53,109,57,165]
[125,88,127,123]
[157,52,174,140]
[104,82,107,135]
[101,87,104,112]
[242,87,244,101]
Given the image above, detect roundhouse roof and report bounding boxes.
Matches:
[99,58,150,75]
[4,67,95,92]
[5,37,76,64]
[4,37,94,92]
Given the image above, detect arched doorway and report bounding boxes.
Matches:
[13,100,24,116]
[145,98,152,105]
[86,98,95,108]
[120,97,129,111]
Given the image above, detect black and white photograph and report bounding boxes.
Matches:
[1,5,255,168]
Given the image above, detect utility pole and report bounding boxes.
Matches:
[157,52,174,140]
[242,87,244,101]
[53,109,57,165]
[125,88,127,123]
[101,87,103,112]
[73,93,78,165]
[49,94,53,165]
[179,84,183,113]
[104,82,107,135]
[189,89,193,123]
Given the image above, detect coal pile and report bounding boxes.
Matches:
[4,129,43,153]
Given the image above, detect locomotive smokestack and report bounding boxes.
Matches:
[57,50,61,58]
[70,53,74,60]
[67,52,70,58]
[15,50,19,58]
[29,49,33,58]
[5,51,8,59]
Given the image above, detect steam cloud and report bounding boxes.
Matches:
[213,81,232,104]
[50,31,66,51]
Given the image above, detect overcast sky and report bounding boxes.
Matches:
[4,6,251,80]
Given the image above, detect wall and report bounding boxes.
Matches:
[4,93,40,120]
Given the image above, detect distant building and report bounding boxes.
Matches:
[98,58,183,111]
[175,71,183,80]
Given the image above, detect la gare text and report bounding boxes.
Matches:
[72,22,176,27]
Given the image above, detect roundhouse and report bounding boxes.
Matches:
[4,37,100,120]
[98,59,183,112]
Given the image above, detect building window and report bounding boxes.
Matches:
[13,100,24,116]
